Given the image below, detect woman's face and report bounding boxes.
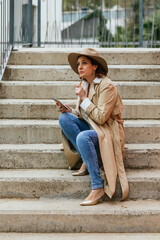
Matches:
[77,56,97,80]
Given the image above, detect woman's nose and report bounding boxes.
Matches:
[78,63,82,69]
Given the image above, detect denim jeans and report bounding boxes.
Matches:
[59,112,104,189]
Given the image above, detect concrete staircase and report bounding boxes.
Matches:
[0,48,160,237]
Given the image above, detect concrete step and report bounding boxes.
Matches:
[0,144,67,169]
[1,233,160,240]
[1,81,160,99]
[0,169,159,199]
[123,99,160,119]
[0,99,160,120]
[9,48,160,65]
[0,119,160,144]
[0,119,61,144]
[124,144,160,169]
[0,198,159,233]
[0,143,159,169]
[3,65,160,81]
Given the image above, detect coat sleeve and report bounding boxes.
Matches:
[84,82,117,125]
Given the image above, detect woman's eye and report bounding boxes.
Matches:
[77,61,87,66]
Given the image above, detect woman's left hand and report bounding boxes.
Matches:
[56,103,72,113]
[75,84,87,101]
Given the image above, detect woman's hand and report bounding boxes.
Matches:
[56,103,72,113]
[75,84,87,101]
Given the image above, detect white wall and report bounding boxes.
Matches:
[14,0,22,43]
[106,5,125,36]
[13,0,62,45]
[41,0,62,43]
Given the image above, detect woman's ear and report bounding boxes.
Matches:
[93,65,98,72]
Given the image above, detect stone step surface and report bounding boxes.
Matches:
[124,143,160,169]
[0,119,160,144]
[0,143,159,169]
[0,169,159,199]
[1,81,160,99]
[1,233,160,240]
[3,65,160,81]
[0,99,160,119]
[9,48,160,65]
[0,198,159,232]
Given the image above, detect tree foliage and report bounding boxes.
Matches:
[63,0,157,12]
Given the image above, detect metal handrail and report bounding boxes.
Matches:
[0,0,12,82]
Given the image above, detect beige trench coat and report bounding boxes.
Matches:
[75,76,129,200]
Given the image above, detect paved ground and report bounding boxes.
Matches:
[0,233,160,240]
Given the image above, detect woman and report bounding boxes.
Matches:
[57,48,129,206]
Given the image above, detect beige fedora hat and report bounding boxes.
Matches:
[68,48,108,74]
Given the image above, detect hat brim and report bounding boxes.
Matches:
[68,52,108,75]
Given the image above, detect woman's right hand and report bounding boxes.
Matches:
[56,103,72,113]
[75,84,87,101]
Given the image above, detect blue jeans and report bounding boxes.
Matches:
[59,112,104,190]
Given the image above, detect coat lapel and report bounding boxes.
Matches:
[88,77,102,100]
[88,84,96,100]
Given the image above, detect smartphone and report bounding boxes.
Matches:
[52,97,69,110]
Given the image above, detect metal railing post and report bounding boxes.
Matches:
[139,0,143,47]
[9,0,14,45]
[28,0,32,46]
[38,0,41,47]
[0,0,13,81]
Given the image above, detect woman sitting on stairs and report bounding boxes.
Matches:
[57,48,129,206]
